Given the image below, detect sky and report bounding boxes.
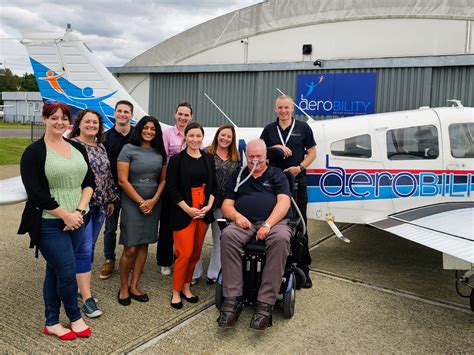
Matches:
[0,0,262,75]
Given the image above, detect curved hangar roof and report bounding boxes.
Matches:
[125,0,473,67]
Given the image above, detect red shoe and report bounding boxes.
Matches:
[43,326,76,341]
[70,325,91,338]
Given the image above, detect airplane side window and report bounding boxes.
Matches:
[387,125,439,160]
[330,134,371,158]
[449,123,474,158]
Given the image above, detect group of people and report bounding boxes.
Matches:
[18,95,316,339]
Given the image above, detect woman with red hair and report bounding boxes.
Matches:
[18,102,95,340]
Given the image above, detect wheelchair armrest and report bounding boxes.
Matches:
[217,218,230,230]
[287,219,299,229]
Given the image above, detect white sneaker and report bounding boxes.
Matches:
[160,266,172,276]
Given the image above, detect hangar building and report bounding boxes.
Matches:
[109,0,474,126]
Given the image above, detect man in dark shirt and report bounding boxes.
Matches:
[99,100,134,280]
[260,95,316,288]
[218,139,292,331]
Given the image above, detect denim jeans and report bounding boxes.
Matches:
[76,206,106,273]
[103,202,121,261]
[39,218,84,326]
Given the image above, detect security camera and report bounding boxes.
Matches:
[240,39,248,44]
[313,59,322,67]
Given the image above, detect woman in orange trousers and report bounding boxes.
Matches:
[166,122,216,308]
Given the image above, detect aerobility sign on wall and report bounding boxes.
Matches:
[295,73,377,117]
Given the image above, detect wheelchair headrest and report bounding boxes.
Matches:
[266,147,285,163]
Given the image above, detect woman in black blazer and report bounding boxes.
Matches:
[18,102,95,340]
[166,122,216,309]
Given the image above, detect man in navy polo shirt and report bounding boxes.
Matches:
[99,100,134,280]
[260,95,316,288]
[218,139,292,331]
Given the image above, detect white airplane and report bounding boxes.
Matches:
[2,27,473,310]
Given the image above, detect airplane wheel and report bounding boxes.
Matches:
[282,274,296,318]
[470,289,474,312]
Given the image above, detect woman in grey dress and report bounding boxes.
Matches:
[116,116,167,305]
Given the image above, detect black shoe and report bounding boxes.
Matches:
[129,289,149,302]
[206,277,217,285]
[117,290,131,306]
[180,291,199,303]
[302,273,313,289]
[170,296,183,309]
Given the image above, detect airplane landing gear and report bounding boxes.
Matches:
[455,270,474,312]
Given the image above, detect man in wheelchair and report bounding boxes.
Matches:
[218,139,293,330]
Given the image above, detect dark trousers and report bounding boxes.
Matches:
[156,188,174,267]
[296,178,312,273]
[39,218,84,326]
[103,202,121,261]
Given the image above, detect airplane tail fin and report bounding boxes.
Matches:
[21,26,147,128]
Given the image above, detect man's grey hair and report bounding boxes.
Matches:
[246,139,266,154]
[275,94,294,106]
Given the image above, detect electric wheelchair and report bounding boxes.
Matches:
[214,172,307,319]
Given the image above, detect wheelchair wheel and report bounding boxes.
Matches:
[293,267,306,290]
[215,279,223,309]
[282,273,296,318]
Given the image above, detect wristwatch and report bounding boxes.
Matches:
[299,164,306,173]
[75,208,86,216]
[262,222,271,229]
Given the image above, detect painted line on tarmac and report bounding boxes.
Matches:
[310,268,472,314]
[126,302,215,354]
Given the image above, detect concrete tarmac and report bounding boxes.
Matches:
[0,165,472,353]
[133,229,473,354]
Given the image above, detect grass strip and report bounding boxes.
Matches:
[0,138,31,165]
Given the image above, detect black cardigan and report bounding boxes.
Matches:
[166,150,216,231]
[17,137,96,251]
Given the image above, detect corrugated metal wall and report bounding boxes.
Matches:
[149,66,473,127]
[430,66,474,107]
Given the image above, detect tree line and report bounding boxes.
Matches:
[0,69,39,104]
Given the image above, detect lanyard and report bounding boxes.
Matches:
[277,119,295,146]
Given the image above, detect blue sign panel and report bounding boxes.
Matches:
[295,73,376,117]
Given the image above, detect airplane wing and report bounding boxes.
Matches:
[369,202,474,263]
[0,176,27,206]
